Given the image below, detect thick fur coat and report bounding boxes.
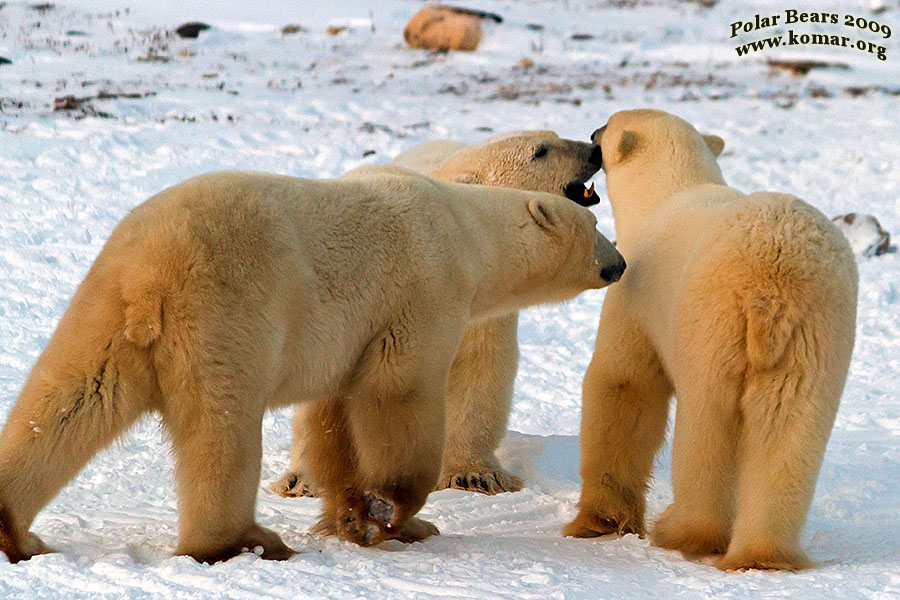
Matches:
[563,110,857,572]
[0,166,624,563]
[271,130,605,499]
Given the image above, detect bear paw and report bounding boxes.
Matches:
[315,492,392,547]
[20,532,52,558]
[650,504,730,557]
[437,467,523,495]
[715,545,812,572]
[563,507,643,538]
[0,530,52,564]
[268,471,317,498]
[312,491,437,547]
[337,512,387,547]
[181,524,295,564]
[388,517,440,543]
[241,525,296,561]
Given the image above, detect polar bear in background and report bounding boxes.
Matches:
[564,109,857,572]
[0,166,625,563]
[271,131,605,499]
[391,140,468,174]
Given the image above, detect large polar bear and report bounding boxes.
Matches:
[0,166,625,564]
[271,130,604,499]
[563,109,857,571]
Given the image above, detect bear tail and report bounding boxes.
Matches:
[744,298,795,371]
[123,291,163,348]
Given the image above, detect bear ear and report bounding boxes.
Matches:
[614,130,639,164]
[527,198,558,231]
[454,172,478,184]
[703,134,725,157]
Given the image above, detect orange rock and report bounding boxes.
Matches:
[404,6,482,51]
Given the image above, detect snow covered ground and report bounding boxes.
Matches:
[1,0,898,597]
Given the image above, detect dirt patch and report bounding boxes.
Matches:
[52,90,156,119]
[767,59,850,76]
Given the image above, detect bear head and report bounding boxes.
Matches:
[511,193,625,308]
[588,109,728,226]
[430,130,603,206]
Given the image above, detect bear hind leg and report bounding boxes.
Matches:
[163,388,294,563]
[650,371,741,557]
[0,340,153,563]
[716,367,839,572]
[438,314,523,496]
[269,403,320,499]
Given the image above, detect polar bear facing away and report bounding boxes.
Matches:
[271,130,604,499]
[563,110,857,571]
[0,166,624,563]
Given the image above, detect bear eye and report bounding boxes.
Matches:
[532,146,548,160]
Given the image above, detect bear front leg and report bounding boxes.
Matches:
[438,313,523,495]
[564,302,672,539]
[342,361,450,544]
[302,397,438,546]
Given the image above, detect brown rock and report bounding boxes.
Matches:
[404,6,482,51]
[53,95,80,111]
[767,59,849,77]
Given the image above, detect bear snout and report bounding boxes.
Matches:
[592,231,625,286]
[599,258,626,283]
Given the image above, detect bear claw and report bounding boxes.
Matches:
[268,472,317,498]
[438,467,523,495]
[563,509,642,538]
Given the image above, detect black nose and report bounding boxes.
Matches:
[591,128,603,144]
[600,259,626,283]
[588,144,603,166]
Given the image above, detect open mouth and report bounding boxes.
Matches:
[564,180,599,207]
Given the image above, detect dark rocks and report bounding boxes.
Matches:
[833,213,893,257]
[175,22,211,39]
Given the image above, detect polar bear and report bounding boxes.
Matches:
[391,140,468,173]
[0,166,624,564]
[271,131,604,499]
[563,109,857,571]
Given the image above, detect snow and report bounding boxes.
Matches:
[1,0,899,598]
